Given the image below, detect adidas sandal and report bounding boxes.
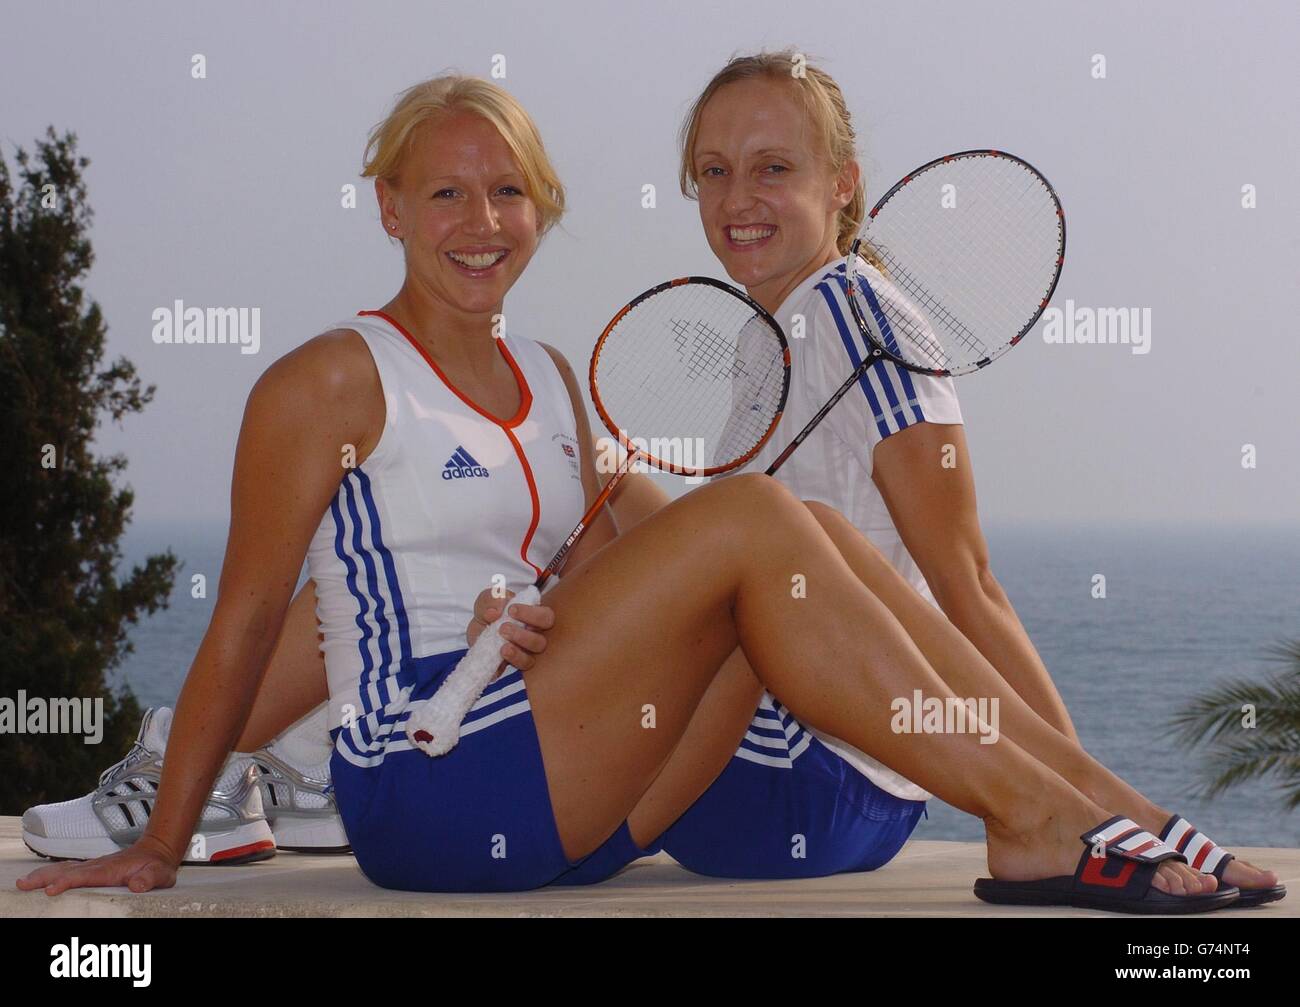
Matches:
[1160,815,1286,908]
[974,815,1240,914]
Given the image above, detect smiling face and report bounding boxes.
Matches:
[376,111,540,320]
[691,77,858,313]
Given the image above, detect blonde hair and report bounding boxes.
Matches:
[678,50,867,257]
[362,75,565,237]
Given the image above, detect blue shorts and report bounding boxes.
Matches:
[328,649,659,893]
[660,697,926,879]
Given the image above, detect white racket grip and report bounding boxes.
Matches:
[407,585,542,757]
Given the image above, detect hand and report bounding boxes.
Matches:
[466,586,555,671]
[15,835,181,896]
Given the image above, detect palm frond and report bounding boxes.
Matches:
[1185,734,1300,809]
[1167,638,1300,807]
[1263,638,1300,666]
[1165,673,1300,746]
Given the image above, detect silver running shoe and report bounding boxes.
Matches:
[22,707,277,864]
[247,701,350,853]
[23,706,352,860]
[249,745,350,853]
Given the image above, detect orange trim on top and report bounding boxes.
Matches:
[502,424,543,578]
[358,309,532,428]
[356,308,544,576]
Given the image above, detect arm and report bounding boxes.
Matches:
[600,447,672,533]
[21,330,382,892]
[540,343,620,574]
[234,578,329,753]
[872,421,1079,741]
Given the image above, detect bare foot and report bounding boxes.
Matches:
[1063,778,1224,895]
[1220,857,1279,891]
[984,803,1217,898]
[1124,804,1278,894]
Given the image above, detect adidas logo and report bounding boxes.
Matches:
[442,446,490,480]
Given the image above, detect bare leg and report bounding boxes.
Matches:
[802,501,1277,893]
[524,474,1201,894]
[802,502,1164,818]
[623,646,764,844]
[574,472,766,845]
[590,476,1216,891]
[233,581,328,752]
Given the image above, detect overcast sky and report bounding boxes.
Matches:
[3,0,1297,532]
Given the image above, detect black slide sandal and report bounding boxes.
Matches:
[974,816,1240,914]
[1160,814,1286,908]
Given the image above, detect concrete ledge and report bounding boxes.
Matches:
[2,818,1296,917]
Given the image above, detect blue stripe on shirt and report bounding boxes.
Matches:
[815,278,894,440]
[850,271,927,424]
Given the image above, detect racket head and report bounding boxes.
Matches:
[589,277,790,477]
[846,149,1066,377]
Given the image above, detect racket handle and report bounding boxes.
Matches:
[407,584,542,756]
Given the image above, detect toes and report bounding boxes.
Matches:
[1242,859,1278,885]
[1226,859,1278,888]
[1171,862,1202,892]
[1153,864,1184,896]
[1186,864,1216,893]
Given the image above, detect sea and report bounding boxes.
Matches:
[111,520,1299,849]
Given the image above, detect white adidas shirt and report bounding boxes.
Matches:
[305,311,586,754]
[718,259,963,801]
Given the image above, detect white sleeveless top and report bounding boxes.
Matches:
[305,311,586,749]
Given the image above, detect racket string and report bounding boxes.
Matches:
[856,254,985,365]
[593,282,787,472]
[852,152,1063,373]
[878,172,1050,352]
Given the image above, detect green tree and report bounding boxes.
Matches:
[1169,639,1300,810]
[0,128,177,812]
